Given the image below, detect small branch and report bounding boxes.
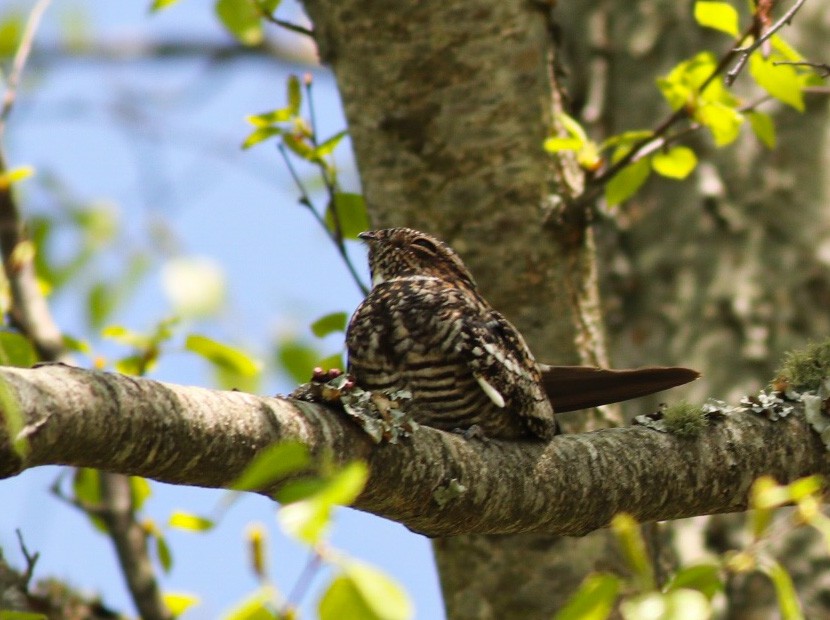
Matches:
[254,2,314,38]
[726,0,809,85]
[15,528,40,589]
[773,59,830,78]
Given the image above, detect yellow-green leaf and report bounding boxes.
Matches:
[761,561,804,620]
[150,0,181,11]
[168,510,215,532]
[747,110,776,149]
[651,146,698,179]
[311,312,349,338]
[666,564,723,600]
[163,592,200,617]
[215,0,263,46]
[130,476,152,511]
[319,562,413,620]
[276,339,321,384]
[694,1,739,37]
[605,157,651,207]
[749,53,805,112]
[246,110,292,127]
[185,334,261,377]
[697,101,743,146]
[287,74,302,115]
[611,513,654,590]
[242,127,283,149]
[231,441,310,492]
[554,573,619,620]
[222,588,277,620]
[325,192,369,240]
[0,332,37,368]
[156,533,173,572]
[0,165,34,189]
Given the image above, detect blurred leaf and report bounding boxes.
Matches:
[311,312,348,338]
[283,132,316,161]
[543,137,584,152]
[693,1,739,36]
[156,533,173,573]
[761,561,804,620]
[242,126,283,149]
[162,592,200,617]
[88,281,117,330]
[651,146,697,179]
[319,562,413,620]
[611,514,654,590]
[314,130,348,159]
[87,254,151,330]
[747,110,776,149]
[62,333,91,354]
[0,375,26,457]
[186,334,261,377]
[770,34,805,63]
[257,0,282,15]
[666,564,723,600]
[115,354,150,376]
[215,0,263,46]
[168,510,215,532]
[162,256,226,318]
[318,352,344,373]
[279,461,368,544]
[0,612,48,620]
[288,74,302,115]
[130,476,152,511]
[326,193,369,240]
[246,110,292,127]
[0,332,37,368]
[751,476,789,510]
[788,475,823,501]
[621,589,710,620]
[150,0,181,11]
[0,165,34,189]
[246,523,268,579]
[554,573,619,620]
[697,101,743,146]
[605,156,650,206]
[0,12,23,57]
[222,588,277,620]
[276,339,321,384]
[73,204,118,248]
[231,441,311,492]
[749,53,805,112]
[72,468,107,532]
[273,478,329,504]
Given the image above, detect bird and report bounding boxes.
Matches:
[345,227,698,441]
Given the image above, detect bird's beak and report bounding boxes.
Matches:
[358,231,378,243]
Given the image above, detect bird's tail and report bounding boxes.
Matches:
[539,365,699,413]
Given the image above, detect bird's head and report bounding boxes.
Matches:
[359,228,477,289]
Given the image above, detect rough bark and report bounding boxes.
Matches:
[1,365,828,539]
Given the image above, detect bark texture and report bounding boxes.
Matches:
[1,365,829,539]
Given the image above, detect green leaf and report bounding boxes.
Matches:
[242,127,283,149]
[605,157,651,207]
[311,312,349,338]
[222,588,277,620]
[256,0,282,14]
[326,193,369,240]
[761,561,804,620]
[215,0,263,46]
[0,12,24,57]
[610,514,654,590]
[666,564,723,600]
[651,146,698,179]
[149,0,181,11]
[130,476,152,511]
[168,510,216,532]
[697,101,743,146]
[0,375,27,457]
[747,111,776,148]
[621,589,711,620]
[273,478,329,504]
[0,612,48,620]
[246,109,292,127]
[156,534,173,572]
[279,461,368,544]
[72,468,108,533]
[749,53,805,112]
[88,281,116,330]
[319,562,413,620]
[543,137,583,152]
[276,339,322,384]
[288,74,302,115]
[185,334,261,377]
[0,165,35,189]
[554,573,619,620]
[314,130,348,159]
[162,592,200,617]
[231,441,310,492]
[283,132,316,160]
[693,1,739,36]
[0,332,37,368]
[318,352,344,373]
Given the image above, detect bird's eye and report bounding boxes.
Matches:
[411,237,438,254]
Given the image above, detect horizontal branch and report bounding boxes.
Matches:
[0,365,827,537]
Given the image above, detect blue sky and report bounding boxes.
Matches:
[0,1,444,617]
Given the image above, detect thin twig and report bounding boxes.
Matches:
[254,1,314,38]
[725,0,809,85]
[15,528,40,589]
[0,0,52,139]
[283,548,324,613]
[773,59,830,78]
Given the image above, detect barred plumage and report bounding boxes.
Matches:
[346,228,556,440]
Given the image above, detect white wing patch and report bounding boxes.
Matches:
[475,373,506,408]
[483,342,528,378]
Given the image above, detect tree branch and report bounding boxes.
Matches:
[1,365,827,538]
